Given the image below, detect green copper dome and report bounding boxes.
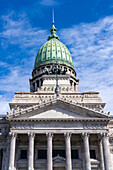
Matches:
[34,21,74,69]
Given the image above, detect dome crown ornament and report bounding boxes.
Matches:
[48,9,59,40]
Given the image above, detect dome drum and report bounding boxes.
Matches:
[30,62,79,93]
[32,63,76,79]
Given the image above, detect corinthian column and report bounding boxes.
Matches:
[82,133,91,170]
[28,133,35,170]
[46,133,53,170]
[102,133,111,170]
[64,133,72,170]
[8,133,17,170]
[98,134,104,170]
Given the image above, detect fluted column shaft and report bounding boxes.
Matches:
[2,148,6,170]
[28,133,35,170]
[98,136,104,170]
[65,133,72,170]
[102,133,111,170]
[46,133,53,170]
[82,133,91,170]
[8,133,17,170]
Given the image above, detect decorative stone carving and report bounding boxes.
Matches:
[46,132,53,138]
[81,132,90,139]
[28,132,35,139]
[9,132,17,138]
[64,132,72,139]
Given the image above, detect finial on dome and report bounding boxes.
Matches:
[52,9,54,26]
[48,10,59,40]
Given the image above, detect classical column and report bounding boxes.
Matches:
[46,133,53,170]
[8,133,17,170]
[98,135,104,170]
[82,133,91,170]
[2,148,6,170]
[102,133,111,170]
[35,82,37,91]
[64,133,72,170]
[6,136,10,170]
[28,133,35,170]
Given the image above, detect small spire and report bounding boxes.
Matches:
[47,10,59,40]
[52,9,54,26]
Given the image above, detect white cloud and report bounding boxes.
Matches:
[59,16,113,114]
[0,11,48,54]
[0,12,49,115]
[0,95,10,115]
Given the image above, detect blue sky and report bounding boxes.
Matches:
[0,0,113,114]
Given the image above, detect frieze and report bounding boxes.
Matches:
[83,123,106,129]
[11,122,84,130]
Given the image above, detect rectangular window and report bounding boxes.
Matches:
[38,150,47,159]
[71,150,79,159]
[20,150,27,159]
[90,150,96,159]
[53,150,65,158]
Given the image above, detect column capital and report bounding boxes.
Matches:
[64,132,72,139]
[46,132,53,138]
[9,132,17,138]
[81,132,90,139]
[99,132,109,139]
[28,132,35,138]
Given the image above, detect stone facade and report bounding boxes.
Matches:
[0,19,113,170]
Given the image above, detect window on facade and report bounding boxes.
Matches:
[38,150,47,159]
[71,150,79,159]
[20,150,27,159]
[90,150,96,159]
[53,150,65,158]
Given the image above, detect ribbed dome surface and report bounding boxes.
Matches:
[34,38,74,69]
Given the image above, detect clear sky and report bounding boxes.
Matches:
[0,0,113,114]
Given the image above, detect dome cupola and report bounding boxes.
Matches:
[30,15,79,93]
[34,19,74,69]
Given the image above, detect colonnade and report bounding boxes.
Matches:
[8,132,111,170]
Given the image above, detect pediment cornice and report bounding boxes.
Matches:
[7,98,109,119]
[8,117,110,122]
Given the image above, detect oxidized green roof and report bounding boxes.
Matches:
[34,22,74,69]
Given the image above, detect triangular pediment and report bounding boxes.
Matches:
[53,155,66,162]
[7,99,109,120]
[29,107,87,119]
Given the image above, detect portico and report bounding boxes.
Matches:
[8,127,111,170]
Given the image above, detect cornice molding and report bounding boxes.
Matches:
[7,99,110,120]
[8,117,110,122]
